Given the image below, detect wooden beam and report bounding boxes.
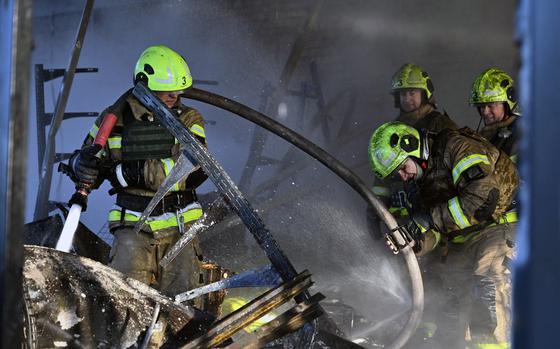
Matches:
[181,270,313,349]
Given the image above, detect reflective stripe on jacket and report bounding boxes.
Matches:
[419,128,519,238]
[108,202,203,233]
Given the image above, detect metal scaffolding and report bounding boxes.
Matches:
[34,0,95,221]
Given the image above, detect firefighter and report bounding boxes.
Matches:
[368,65,461,345]
[470,68,520,159]
[372,63,459,214]
[391,63,458,132]
[70,45,207,347]
[368,122,518,348]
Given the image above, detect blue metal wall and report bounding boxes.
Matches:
[514,0,560,348]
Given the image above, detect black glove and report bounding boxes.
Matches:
[390,190,408,209]
[403,180,422,213]
[407,212,434,254]
[109,160,145,188]
[71,144,102,184]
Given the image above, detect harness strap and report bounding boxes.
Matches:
[116,191,197,216]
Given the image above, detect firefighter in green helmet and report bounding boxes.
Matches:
[391,63,458,132]
[368,64,460,246]
[368,121,518,348]
[470,68,520,160]
[69,45,208,347]
[367,66,461,345]
[373,64,459,211]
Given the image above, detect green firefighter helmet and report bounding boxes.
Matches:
[391,63,434,99]
[469,68,517,111]
[134,45,193,91]
[368,122,421,179]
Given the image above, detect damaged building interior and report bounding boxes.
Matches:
[1,0,558,348]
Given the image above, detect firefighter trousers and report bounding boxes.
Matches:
[439,223,515,348]
[108,225,204,297]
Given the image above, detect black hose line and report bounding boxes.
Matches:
[182,87,423,349]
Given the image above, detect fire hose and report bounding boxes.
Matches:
[182,87,424,349]
[56,113,117,252]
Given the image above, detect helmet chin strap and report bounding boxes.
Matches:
[476,115,483,132]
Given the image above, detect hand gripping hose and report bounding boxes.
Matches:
[56,113,117,252]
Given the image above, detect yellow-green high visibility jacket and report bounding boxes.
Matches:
[81,89,207,233]
[418,128,518,240]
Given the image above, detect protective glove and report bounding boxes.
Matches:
[71,144,102,185]
[390,190,408,209]
[110,160,145,188]
[403,180,422,213]
[407,212,435,254]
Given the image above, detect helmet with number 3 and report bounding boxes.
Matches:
[134,45,192,92]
